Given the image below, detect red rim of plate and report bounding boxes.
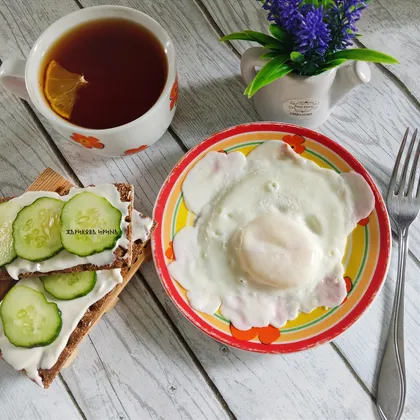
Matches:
[152,122,392,353]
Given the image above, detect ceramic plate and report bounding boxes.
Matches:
[152,123,391,353]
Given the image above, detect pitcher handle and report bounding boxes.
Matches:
[0,59,30,101]
[240,47,268,86]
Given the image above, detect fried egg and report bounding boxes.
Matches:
[168,141,374,330]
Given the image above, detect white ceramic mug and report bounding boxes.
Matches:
[0,6,177,157]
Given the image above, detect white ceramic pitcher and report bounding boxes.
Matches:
[241,47,371,129]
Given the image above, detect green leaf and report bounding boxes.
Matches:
[320,58,348,71]
[269,25,287,42]
[244,55,292,97]
[290,51,305,63]
[244,60,290,96]
[219,32,254,42]
[260,51,280,60]
[327,48,399,64]
[243,30,284,47]
[303,0,333,5]
[220,30,285,48]
[264,43,287,51]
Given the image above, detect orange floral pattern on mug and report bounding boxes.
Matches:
[71,133,104,149]
[123,145,149,156]
[170,76,178,111]
[283,134,306,154]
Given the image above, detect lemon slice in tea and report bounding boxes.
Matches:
[44,60,88,119]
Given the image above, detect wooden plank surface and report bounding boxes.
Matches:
[72,0,382,418]
[140,262,377,420]
[61,276,232,420]
[0,0,375,418]
[196,2,420,418]
[0,89,73,197]
[0,0,419,419]
[0,110,230,415]
[0,3,234,418]
[357,0,420,103]
[0,74,88,419]
[200,0,420,262]
[334,241,420,418]
[0,365,83,420]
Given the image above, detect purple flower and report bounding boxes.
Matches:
[326,0,368,51]
[259,1,330,59]
[260,0,303,33]
[295,5,331,58]
[258,0,370,74]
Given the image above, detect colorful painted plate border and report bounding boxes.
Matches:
[152,122,391,353]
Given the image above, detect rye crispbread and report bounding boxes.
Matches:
[0,169,156,388]
[2,183,134,279]
[0,233,154,388]
[37,238,153,388]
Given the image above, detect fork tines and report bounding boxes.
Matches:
[388,128,420,198]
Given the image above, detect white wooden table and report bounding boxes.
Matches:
[0,1,419,419]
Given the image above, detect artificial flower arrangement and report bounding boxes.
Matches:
[220,0,398,97]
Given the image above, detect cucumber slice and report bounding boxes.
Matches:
[60,192,122,257]
[0,201,21,266]
[42,271,97,300]
[1,286,62,348]
[12,197,64,262]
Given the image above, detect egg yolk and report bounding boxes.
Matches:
[231,213,321,289]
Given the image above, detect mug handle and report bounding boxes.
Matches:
[240,47,267,86]
[0,59,30,101]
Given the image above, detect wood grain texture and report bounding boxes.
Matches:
[0,60,88,419]
[0,115,230,415]
[26,167,73,194]
[198,0,420,264]
[0,89,69,198]
[195,2,420,418]
[0,2,235,418]
[57,122,382,417]
[62,276,231,420]
[0,0,419,419]
[77,0,420,265]
[334,241,420,419]
[140,261,377,420]
[66,1,386,417]
[0,366,83,420]
[357,0,420,103]
[0,108,221,419]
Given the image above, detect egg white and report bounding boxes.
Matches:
[168,141,374,330]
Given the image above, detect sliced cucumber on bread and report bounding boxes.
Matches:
[61,192,122,257]
[1,286,62,348]
[43,271,97,300]
[13,197,64,262]
[0,200,21,266]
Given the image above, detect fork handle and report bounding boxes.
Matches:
[376,229,407,420]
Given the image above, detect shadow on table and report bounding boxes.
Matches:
[172,74,259,143]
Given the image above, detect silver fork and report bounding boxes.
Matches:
[377,128,419,420]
